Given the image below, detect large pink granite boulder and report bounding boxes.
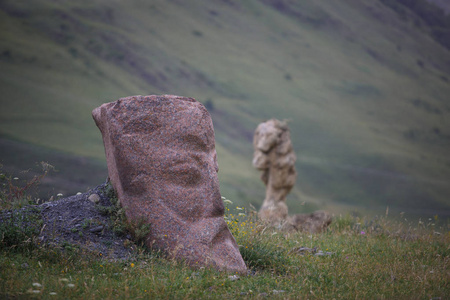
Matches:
[92,95,246,273]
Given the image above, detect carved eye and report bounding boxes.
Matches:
[179,133,209,152]
[166,163,202,187]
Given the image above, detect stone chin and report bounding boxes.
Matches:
[173,216,247,273]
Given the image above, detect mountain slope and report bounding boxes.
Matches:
[1,0,449,217]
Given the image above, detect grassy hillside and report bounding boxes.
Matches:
[1,0,449,218]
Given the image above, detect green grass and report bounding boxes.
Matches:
[1,202,448,299]
[1,0,449,217]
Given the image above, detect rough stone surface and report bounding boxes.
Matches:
[252,119,297,223]
[92,95,246,273]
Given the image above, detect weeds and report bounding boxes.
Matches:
[0,162,54,209]
[97,182,128,236]
[97,182,151,246]
[223,197,292,273]
[0,207,42,253]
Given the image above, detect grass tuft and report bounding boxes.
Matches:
[0,207,42,253]
[97,182,151,246]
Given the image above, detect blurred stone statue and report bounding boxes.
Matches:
[253,119,297,223]
[252,119,331,233]
[93,95,247,273]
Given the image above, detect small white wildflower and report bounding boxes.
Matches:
[238,213,246,217]
[228,275,240,281]
[13,177,19,180]
[32,283,42,288]
[49,292,57,296]
[67,283,75,288]
[59,278,69,282]
[57,193,63,197]
[32,290,41,294]
[76,192,82,195]
[223,199,233,204]
[221,196,226,200]
[236,207,244,210]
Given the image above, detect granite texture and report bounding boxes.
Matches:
[92,95,246,273]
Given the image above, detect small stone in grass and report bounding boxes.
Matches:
[88,194,101,204]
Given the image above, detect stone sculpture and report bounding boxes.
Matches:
[93,95,247,273]
[253,119,297,224]
[252,119,332,233]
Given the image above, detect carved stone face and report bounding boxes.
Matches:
[253,119,283,153]
[93,95,246,273]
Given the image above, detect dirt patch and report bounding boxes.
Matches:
[1,182,138,260]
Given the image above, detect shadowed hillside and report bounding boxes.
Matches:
[1,0,449,218]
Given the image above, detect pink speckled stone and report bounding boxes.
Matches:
[93,95,246,273]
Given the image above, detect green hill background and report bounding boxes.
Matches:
[1,0,449,219]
